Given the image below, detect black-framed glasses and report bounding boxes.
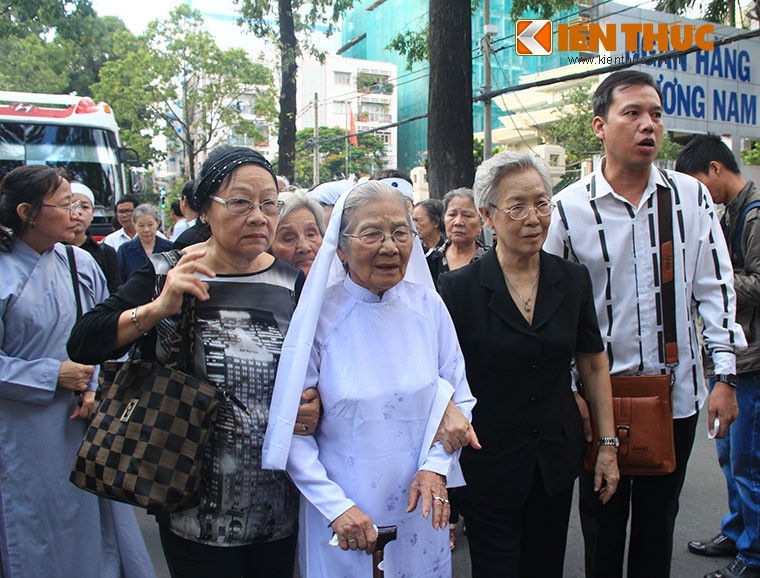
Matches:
[489,201,555,221]
[210,195,284,217]
[343,227,415,246]
[40,200,83,214]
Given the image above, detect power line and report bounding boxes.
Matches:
[300,27,760,152]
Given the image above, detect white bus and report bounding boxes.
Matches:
[0,91,142,238]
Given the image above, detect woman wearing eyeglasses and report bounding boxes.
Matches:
[436,151,619,578]
[263,181,476,577]
[67,146,320,578]
[0,165,155,578]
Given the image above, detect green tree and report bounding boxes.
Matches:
[742,142,760,165]
[0,35,73,93]
[655,0,744,27]
[94,5,276,178]
[0,0,94,39]
[543,83,602,168]
[65,15,130,96]
[235,0,355,182]
[294,126,386,187]
[658,133,683,161]
[92,31,162,166]
[0,7,129,96]
[473,138,504,168]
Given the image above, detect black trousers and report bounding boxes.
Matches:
[159,526,297,578]
[579,413,699,578]
[461,466,575,578]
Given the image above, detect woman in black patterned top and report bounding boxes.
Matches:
[68,146,319,578]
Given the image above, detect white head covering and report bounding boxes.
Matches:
[378,177,414,201]
[70,182,95,206]
[307,179,352,206]
[262,182,435,470]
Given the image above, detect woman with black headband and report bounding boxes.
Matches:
[67,145,320,578]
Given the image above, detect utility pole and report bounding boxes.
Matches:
[483,0,496,161]
[313,93,319,186]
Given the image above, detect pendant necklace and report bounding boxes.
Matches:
[504,263,540,312]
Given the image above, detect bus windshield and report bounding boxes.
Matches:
[0,122,124,217]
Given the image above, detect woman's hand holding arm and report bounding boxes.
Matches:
[576,350,619,504]
[294,387,320,435]
[433,399,481,452]
[406,470,449,530]
[113,249,215,349]
[57,360,94,393]
[330,505,377,554]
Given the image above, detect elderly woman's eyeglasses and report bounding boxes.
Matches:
[41,200,83,214]
[210,195,284,217]
[343,227,414,246]
[490,201,555,221]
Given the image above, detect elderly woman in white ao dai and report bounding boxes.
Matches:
[264,181,476,578]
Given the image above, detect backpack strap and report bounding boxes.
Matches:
[732,200,760,268]
[65,245,83,319]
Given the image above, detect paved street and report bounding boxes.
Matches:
[138,407,730,577]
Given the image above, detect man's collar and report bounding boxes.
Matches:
[590,157,665,204]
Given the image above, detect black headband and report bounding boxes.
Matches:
[191,148,277,211]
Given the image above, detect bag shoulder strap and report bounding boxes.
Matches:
[65,244,83,320]
[655,170,678,365]
[151,249,197,373]
[732,200,760,268]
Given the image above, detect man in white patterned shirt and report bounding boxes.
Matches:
[545,70,745,578]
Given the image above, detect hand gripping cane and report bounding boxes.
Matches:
[373,525,398,578]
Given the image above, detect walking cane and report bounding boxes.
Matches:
[373,525,398,578]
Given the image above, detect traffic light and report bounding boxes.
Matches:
[159,188,166,209]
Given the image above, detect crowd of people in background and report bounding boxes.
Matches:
[1,69,756,578]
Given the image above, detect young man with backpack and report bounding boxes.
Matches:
[676,134,760,578]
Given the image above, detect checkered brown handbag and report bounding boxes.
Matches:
[70,295,225,513]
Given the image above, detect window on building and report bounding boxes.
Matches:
[334,71,351,84]
[333,101,348,115]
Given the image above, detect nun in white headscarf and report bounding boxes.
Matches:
[307,179,352,225]
[263,181,475,578]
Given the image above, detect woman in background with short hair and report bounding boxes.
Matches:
[426,188,487,282]
[271,191,324,277]
[413,198,445,257]
[117,203,173,284]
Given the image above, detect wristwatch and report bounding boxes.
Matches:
[715,374,738,387]
[598,437,620,448]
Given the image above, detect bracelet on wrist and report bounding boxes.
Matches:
[130,306,148,335]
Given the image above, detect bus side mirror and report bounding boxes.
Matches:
[119,147,141,166]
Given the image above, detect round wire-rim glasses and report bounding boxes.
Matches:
[210,195,284,217]
[489,201,555,221]
[342,227,416,246]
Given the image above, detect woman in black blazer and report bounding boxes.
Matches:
[437,151,619,578]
